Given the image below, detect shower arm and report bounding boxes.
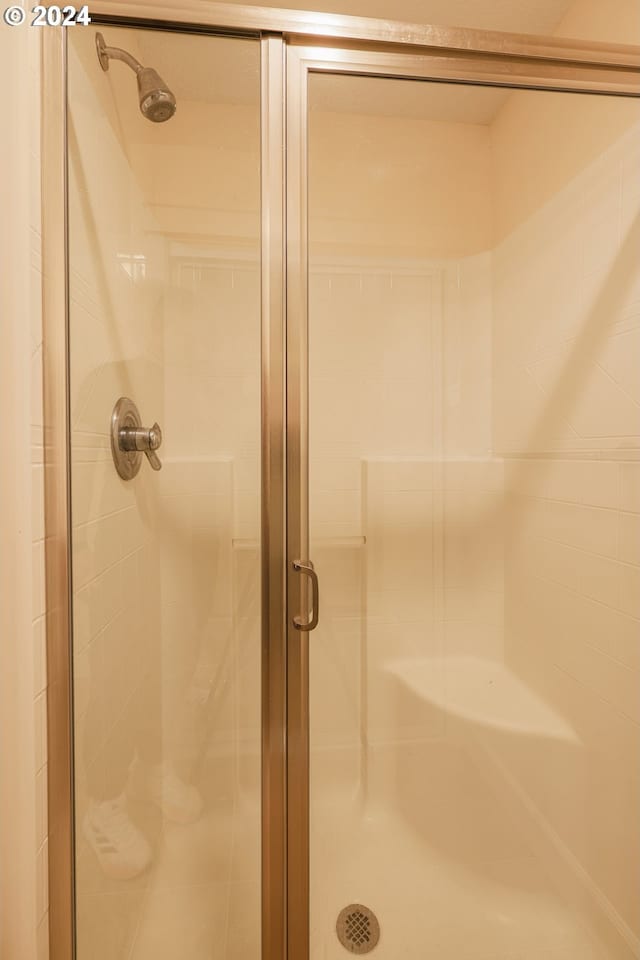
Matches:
[96,34,143,75]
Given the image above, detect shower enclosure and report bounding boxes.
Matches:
[42,5,640,960]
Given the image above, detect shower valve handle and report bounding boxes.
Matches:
[119,422,163,471]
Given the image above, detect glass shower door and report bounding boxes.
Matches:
[294,63,640,960]
[65,23,639,960]
[67,26,262,960]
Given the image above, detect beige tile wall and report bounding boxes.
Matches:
[67,29,263,959]
[496,456,640,950]
[31,80,49,960]
[491,51,640,950]
[492,121,640,456]
[0,18,48,960]
[306,101,502,761]
[161,254,262,778]
[68,32,166,956]
[308,248,500,750]
[107,27,264,807]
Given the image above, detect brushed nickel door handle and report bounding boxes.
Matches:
[292,560,319,632]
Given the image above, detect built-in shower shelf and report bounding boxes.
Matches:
[388,656,578,744]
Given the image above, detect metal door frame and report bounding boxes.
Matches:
[41,5,640,959]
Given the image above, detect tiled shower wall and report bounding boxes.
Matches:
[31,53,49,952]
[67,30,264,957]
[122,56,264,798]
[0,20,48,960]
[307,251,500,752]
[306,87,501,760]
[492,84,640,946]
[162,254,262,787]
[67,31,167,953]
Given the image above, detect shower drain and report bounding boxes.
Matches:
[336,903,380,954]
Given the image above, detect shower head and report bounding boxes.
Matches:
[96,32,177,123]
[137,67,177,123]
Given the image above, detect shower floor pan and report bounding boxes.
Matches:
[310,734,615,960]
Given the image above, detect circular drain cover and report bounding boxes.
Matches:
[336,903,380,954]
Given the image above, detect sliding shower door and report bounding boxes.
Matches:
[67,26,264,959]
[290,53,640,960]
